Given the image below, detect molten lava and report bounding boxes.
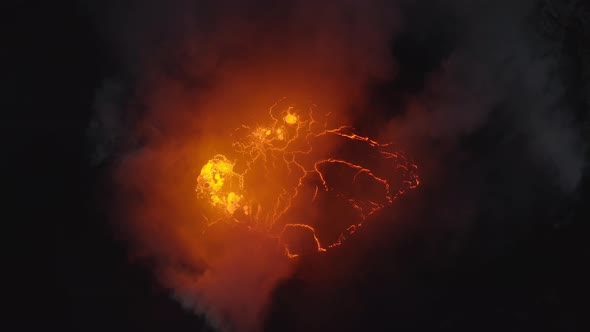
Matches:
[197,155,245,218]
[196,99,419,257]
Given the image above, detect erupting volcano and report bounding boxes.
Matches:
[195,99,419,257]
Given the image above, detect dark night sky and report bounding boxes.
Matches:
[9,1,589,331]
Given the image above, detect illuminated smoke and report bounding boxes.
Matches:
[88,0,587,331]
[88,1,403,331]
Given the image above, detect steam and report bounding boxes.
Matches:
[382,0,585,193]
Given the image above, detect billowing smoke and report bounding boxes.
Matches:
[88,1,403,331]
[87,0,587,331]
[375,0,587,252]
[382,0,585,191]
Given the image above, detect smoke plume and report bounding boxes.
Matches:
[374,0,587,253]
[382,0,585,192]
[88,0,587,331]
[89,1,402,331]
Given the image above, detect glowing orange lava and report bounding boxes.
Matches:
[196,99,419,257]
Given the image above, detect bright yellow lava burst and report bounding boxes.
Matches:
[284,112,297,125]
[196,154,244,215]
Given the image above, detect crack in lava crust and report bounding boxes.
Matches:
[195,99,419,258]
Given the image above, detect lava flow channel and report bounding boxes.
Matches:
[196,99,419,257]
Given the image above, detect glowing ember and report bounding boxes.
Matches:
[284,111,298,125]
[196,99,419,257]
